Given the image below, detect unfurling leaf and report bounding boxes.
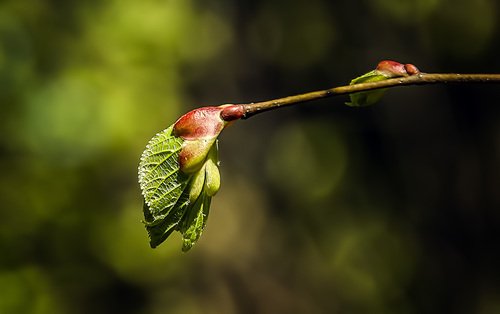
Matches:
[138,105,244,251]
[346,60,420,107]
[345,70,389,107]
[138,125,190,248]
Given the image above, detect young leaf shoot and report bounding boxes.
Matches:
[138,60,500,251]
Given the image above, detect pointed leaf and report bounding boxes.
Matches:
[179,191,211,252]
[138,121,223,251]
[138,125,192,247]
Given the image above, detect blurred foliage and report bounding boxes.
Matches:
[1,0,499,313]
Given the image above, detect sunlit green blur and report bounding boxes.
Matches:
[1,0,499,313]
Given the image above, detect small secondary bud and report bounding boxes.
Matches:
[220,104,245,121]
[204,147,221,197]
[404,63,420,75]
[189,164,206,203]
[179,140,214,173]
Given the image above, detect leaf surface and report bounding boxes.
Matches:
[346,70,389,107]
[138,125,192,247]
[138,125,220,250]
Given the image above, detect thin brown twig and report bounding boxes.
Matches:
[241,73,500,119]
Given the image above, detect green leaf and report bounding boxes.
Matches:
[138,125,221,251]
[179,189,211,252]
[345,70,389,107]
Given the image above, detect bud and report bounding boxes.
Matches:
[404,63,420,76]
[204,144,221,197]
[174,105,243,173]
[347,60,421,107]
[376,60,420,78]
[138,104,243,250]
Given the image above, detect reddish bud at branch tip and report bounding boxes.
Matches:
[173,105,244,141]
[173,106,226,140]
[376,60,420,77]
[172,105,244,173]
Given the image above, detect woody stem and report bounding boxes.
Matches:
[239,73,500,119]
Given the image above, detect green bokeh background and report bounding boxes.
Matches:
[1,0,499,313]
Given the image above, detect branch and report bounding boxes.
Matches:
[139,60,500,251]
[240,73,500,119]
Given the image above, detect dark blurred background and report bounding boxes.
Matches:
[1,0,499,313]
